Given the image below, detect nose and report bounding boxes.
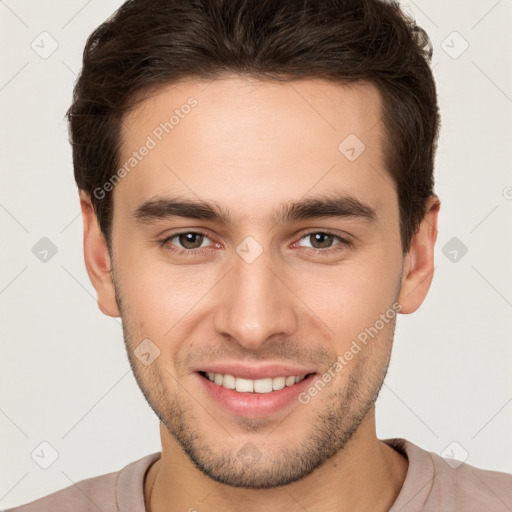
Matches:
[213,243,299,351]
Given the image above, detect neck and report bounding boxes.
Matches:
[144,411,408,512]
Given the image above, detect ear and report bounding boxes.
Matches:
[79,190,121,317]
[398,195,440,314]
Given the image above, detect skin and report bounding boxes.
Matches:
[80,76,440,511]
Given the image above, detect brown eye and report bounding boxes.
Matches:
[299,232,341,250]
[308,232,336,249]
[295,231,351,256]
[176,232,206,249]
[160,231,212,254]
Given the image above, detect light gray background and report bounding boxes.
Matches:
[1,0,511,508]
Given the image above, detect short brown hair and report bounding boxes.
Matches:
[67,0,439,253]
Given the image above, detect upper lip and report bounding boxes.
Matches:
[193,363,316,380]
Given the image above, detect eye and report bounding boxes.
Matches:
[159,231,213,255]
[295,231,351,254]
[158,229,351,258]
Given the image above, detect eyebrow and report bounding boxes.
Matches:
[133,193,377,226]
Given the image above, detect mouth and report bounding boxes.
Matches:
[198,371,315,393]
[195,370,318,418]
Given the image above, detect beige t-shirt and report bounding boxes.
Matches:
[5,438,512,511]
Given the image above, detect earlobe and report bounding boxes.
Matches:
[398,195,440,314]
[80,190,121,318]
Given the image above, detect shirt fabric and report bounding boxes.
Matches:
[5,438,512,511]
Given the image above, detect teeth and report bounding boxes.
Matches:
[254,378,273,393]
[272,376,286,391]
[235,377,254,393]
[285,376,296,386]
[204,372,308,393]
[222,374,236,389]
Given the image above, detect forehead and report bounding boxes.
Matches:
[115,77,394,223]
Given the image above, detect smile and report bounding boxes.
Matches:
[199,371,308,393]
[196,370,318,418]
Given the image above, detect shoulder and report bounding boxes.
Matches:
[386,438,512,512]
[4,472,119,512]
[4,452,161,512]
[429,446,512,510]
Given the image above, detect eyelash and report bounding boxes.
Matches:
[158,230,351,257]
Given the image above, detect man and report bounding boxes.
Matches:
[7,0,512,510]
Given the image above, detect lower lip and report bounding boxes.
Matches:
[196,372,317,418]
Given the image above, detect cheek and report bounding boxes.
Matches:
[117,258,219,351]
[296,255,400,346]
[115,223,402,346]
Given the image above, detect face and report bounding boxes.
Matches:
[83,77,436,488]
